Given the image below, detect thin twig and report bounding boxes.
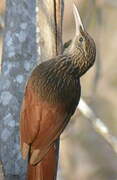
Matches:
[78,98,117,153]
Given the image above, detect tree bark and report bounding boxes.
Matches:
[0,0,37,179]
[37,0,63,60]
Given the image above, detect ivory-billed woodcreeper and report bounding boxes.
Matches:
[20,4,96,180]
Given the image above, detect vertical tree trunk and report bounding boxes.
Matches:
[0,0,64,179]
[37,0,63,60]
[0,0,37,179]
[35,0,64,179]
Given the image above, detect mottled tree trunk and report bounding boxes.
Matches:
[0,0,37,179]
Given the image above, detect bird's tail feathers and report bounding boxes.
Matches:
[27,143,58,180]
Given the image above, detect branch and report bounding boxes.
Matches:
[78,98,117,153]
[54,0,63,54]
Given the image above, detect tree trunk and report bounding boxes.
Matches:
[35,0,64,179]
[0,0,64,179]
[0,0,37,179]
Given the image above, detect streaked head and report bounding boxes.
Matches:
[68,4,96,76]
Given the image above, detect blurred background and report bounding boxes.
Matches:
[60,0,117,180]
[0,0,117,179]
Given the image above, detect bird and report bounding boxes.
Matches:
[20,4,96,180]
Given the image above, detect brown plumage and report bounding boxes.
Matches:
[20,4,96,180]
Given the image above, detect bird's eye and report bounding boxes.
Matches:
[79,37,83,43]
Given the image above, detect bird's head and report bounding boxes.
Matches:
[67,4,96,76]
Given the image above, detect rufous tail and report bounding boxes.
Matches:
[27,141,59,180]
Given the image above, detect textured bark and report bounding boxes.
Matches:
[0,0,37,179]
[37,0,57,61]
[37,0,64,60]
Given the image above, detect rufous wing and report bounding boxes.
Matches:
[20,83,42,159]
[20,82,70,165]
